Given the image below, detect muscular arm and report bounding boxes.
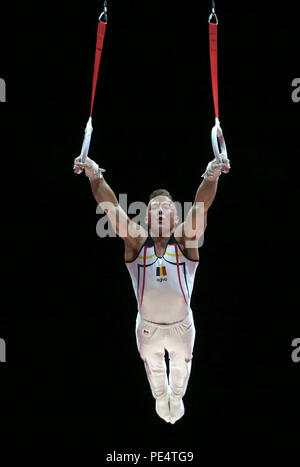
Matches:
[90,176,118,206]
[89,176,146,242]
[89,177,128,239]
[194,178,218,214]
[179,154,230,241]
[180,178,218,241]
[73,155,144,246]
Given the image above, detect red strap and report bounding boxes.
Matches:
[209,22,219,119]
[90,20,107,116]
[140,246,148,307]
[174,245,188,306]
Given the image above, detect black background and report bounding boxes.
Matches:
[1,0,299,457]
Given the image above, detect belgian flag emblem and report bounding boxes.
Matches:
[156,266,167,277]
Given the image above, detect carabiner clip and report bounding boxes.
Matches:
[208,10,218,24]
[99,0,108,22]
[208,1,218,24]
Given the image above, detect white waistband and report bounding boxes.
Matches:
[136,312,193,329]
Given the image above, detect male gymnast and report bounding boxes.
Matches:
[74,153,230,423]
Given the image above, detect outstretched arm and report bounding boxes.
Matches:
[90,176,118,206]
[194,177,218,214]
[73,156,146,241]
[180,154,230,240]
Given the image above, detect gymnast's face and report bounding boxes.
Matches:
[146,195,179,237]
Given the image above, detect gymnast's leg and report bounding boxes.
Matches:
[136,315,170,423]
[165,315,195,424]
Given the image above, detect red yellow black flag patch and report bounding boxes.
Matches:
[156,266,167,277]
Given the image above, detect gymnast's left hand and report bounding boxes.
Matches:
[202,154,230,180]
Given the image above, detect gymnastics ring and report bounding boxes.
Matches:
[211,117,227,162]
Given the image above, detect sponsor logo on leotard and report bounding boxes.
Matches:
[156,266,167,282]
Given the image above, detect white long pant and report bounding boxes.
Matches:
[135,312,195,401]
